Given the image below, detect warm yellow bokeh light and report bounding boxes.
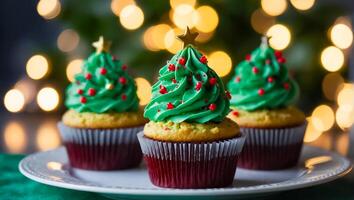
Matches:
[4,89,25,113]
[14,79,36,104]
[330,24,353,49]
[320,46,344,72]
[57,29,80,52]
[135,77,152,106]
[193,6,219,33]
[37,121,61,151]
[170,0,196,9]
[26,55,49,80]
[261,0,287,16]
[290,0,315,11]
[37,87,60,111]
[143,26,160,51]
[66,59,83,82]
[336,105,354,130]
[4,122,27,153]
[196,31,214,43]
[208,51,232,77]
[111,0,135,16]
[337,83,354,107]
[172,4,195,29]
[266,24,291,50]
[251,9,275,34]
[304,117,323,143]
[151,24,172,50]
[37,0,61,20]
[311,105,335,132]
[322,73,344,101]
[165,28,184,54]
[119,5,144,30]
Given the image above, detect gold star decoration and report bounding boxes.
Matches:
[92,36,112,53]
[177,27,199,48]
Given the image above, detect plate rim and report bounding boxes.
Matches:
[19,145,352,196]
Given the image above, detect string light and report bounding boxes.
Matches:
[266,24,291,50]
[37,87,59,111]
[208,51,232,77]
[3,122,27,153]
[311,104,335,132]
[170,0,196,9]
[172,4,196,29]
[66,59,83,82]
[330,24,353,49]
[321,46,344,72]
[135,77,152,106]
[290,0,315,11]
[119,5,144,30]
[251,9,275,34]
[261,0,287,16]
[193,6,219,33]
[57,29,80,52]
[4,89,25,113]
[36,121,61,151]
[164,28,184,54]
[322,73,344,101]
[111,0,135,16]
[26,55,49,80]
[37,0,61,20]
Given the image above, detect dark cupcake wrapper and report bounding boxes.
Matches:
[138,132,246,188]
[238,123,307,170]
[57,122,143,170]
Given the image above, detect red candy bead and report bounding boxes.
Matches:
[85,73,92,80]
[121,94,127,100]
[267,76,274,83]
[167,102,174,109]
[178,57,186,65]
[252,67,259,74]
[168,64,176,71]
[209,103,217,111]
[200,55,208,64]
[225,91,232,99]
[122,64,127,70]
[245,54,251,61]
[88,88,96,96]
[258,88,265,96]
[100,67,107,75]
[209,77,217,86]
[232,111,239,117]
[159,86,167,94]
[235,76,241,82]
[277,57,286,64]
[119,77,127,84]
[284,83,290,90]
[77,89,83,95]
[275,51,282,58]
[172,78,177,83]
[195,82,202,91]
[80,97,87,104]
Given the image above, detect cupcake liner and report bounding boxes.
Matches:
[138,132,246,188]
[238,123,307,170]
[57,122,143,170]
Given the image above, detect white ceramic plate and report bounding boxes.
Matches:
[19,145,352,200]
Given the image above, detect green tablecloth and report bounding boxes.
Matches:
[1,154,353,200]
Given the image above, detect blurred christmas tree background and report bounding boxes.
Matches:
[1,0,354,147]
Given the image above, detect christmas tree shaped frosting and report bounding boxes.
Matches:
[227,37,299,111]
[144,28,231,123]
[65,36,139,113]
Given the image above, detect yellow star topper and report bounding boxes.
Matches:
[92,36,112,53]
[177,27,199,48]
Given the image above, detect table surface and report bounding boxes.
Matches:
[1,113,354,200]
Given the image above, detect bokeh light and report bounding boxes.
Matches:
[4,89,25,113]
[26,55,49,80]
[304,117,323,143]
[330,24,353,49]
[37,87,60,111]
[322,73,344,101]
[119,5,144,30]
[193,6,219,33]
[111,0,135,16]
[251,9,275,34]
[36,121,61,151]
[3,122,27,153]
[172,4,195,29]
[57,29,80,52]
[151,24,172,50]
[311,104,335,132]
[290,0,315,11]
[135,77,152,106]
[208,51,232,77]
[143,26,160,51]
[196,31,214,43]
[266,24,291,50]
[337,83,354,107]
[66,59,83,82]
[165,28,184,54]
[14,79,37,104]
[261,0,287,16]
[336,105,354,130]
[170,0,196,9]
[336,132,349,156]
[321,46,344,72]
[37,0,61,20]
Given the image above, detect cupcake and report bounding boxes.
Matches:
[227,37,306,170]
[58,36,147,170]
[138,28,246,189]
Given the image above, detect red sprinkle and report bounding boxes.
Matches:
[172,78,177,83]
[209,103,217,111]
[195,82,202,91]
[178,57,186,65]
[100,67,107,75]
[235,76,241,82]
[85,73,92,80]
[252,67,259,74]
[284,83,290,90]
[245,54,251,61]
[199,55,208,64]
[77,89,83,95]
[232,111,239,117]
[168,64,176,71]
[267,76,274,83]
[159,86,167,94]
[122,64,127,70]
[167,102,174,109]
[275,51,282,58]
[80,97,87,104]
[88,88,96,96]
[258,88,265,96]
[121,94,127,100]
[277,57,286,64]
[209,77,217,86]
[265,59,271,64]
[225,91,232,99]
[119,77,127,84]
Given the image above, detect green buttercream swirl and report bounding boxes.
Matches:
[144,45,230,123]
[65,52,139,113]
[227,42,299,111]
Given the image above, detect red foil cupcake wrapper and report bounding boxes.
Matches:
[57,122,143,170]
[238,123,307,170]
[137,132,246,188]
